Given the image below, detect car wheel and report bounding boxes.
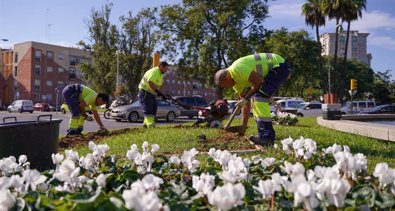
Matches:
[234,109,241,116]
[30,111,33,113]
[187,114,194,119]
[61,108,66,114]
[167,112,176,122]
[7,109,11,113]
[128,112,139,123]
[297,113,303,117]
[115,119,122,122]
[103,109,111,119]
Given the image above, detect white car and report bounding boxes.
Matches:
[7,100,34,113]
[296,102,322,117]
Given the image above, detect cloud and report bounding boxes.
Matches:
[269,3,304,19]
[352,10,395,32]
[369,34,395,51]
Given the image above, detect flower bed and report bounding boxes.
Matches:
[0,137,394,210]
[272,112,298,126]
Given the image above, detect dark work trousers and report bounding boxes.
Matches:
[138,90,158,117]
[62,84,82,117]
[253,62,291,141]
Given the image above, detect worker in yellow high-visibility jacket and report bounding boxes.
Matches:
[62,84,109,136]
[214,53,291,147]
[138,61,169,128]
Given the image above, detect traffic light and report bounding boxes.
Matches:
[350,79,357,90]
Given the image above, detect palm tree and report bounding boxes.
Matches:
[338,0,366,103]
[302,0,326,94]
[322,0,346,99]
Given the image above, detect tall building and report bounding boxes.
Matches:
[320,31,372,66]
[9,41,89,106]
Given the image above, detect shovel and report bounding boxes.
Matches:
[223,106,246,135]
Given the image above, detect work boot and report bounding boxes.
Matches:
[249,135,273,147]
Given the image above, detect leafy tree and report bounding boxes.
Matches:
[371,70,395,104]
[118,8,159,98]
[158,0,270,86]
[321,0,345,95]
[260,28,320,99]
[302,0,327,94]
[338,0,366,103]
[78,3,119,94]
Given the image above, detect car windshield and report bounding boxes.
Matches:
[297,103,307,109]
[371,104,388,111]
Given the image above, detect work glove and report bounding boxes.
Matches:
[235,98,249,108]
[85,116,93,121]
[155,89,163,97]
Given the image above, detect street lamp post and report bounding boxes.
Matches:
[116,51,119,92]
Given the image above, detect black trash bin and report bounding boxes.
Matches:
[0,115,62,171]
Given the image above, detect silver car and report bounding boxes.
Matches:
[7,100,34,113]
[110,99,180,122]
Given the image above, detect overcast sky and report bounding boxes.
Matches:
[1,0,394,78]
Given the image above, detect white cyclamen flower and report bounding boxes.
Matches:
[65,150,80,162]
[208,183,245,211]
[181,148,200,173]
[96,174,106,188]
[254,179,281,199]
[51,153,64,165]
[169,155,180,165]
[0,189,16,210]
[22,169,47,191]
[122,190,164,211]
[193,173,215,195]
[373,163,395,189]
[151,144,160,155]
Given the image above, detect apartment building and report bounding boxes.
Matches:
[9,41,88,106]
[161,69,217,102]
[320,31,372,66]
[0,48,14,108]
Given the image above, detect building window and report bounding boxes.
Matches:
[14,52,18,63]
[34,79,41,92]
[34,65,41,76]
[59,53,64,60]
[14,66,18,77]
[35,50,41,62]
[47,66,53,72]
[47,81,53,87]
[58,67,64,73]
[47,51,54,60]
[46,94,52,101]
[58,81,64,88]
[70,56,77,65]
[34,93,41,100]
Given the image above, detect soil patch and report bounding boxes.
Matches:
[58,128,140,149]
[198,130,256,151]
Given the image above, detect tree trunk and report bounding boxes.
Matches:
[332,18,340,99]
[316,25,326,95]
[339,21,351,104]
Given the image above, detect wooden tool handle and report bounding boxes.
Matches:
[224,106,241,129]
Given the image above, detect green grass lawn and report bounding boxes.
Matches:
[73,117,395,172]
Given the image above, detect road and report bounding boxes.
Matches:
[0,111,196,136]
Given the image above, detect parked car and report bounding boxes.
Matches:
[276,99,305,114]
[341,101,375,114]
[60,103,92,114]
[360,104,395,114]
[7,100,34,113]
[110,99,180,122]
[296,102,322,117]
[173,96,208,118]
[33,103,51,112]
